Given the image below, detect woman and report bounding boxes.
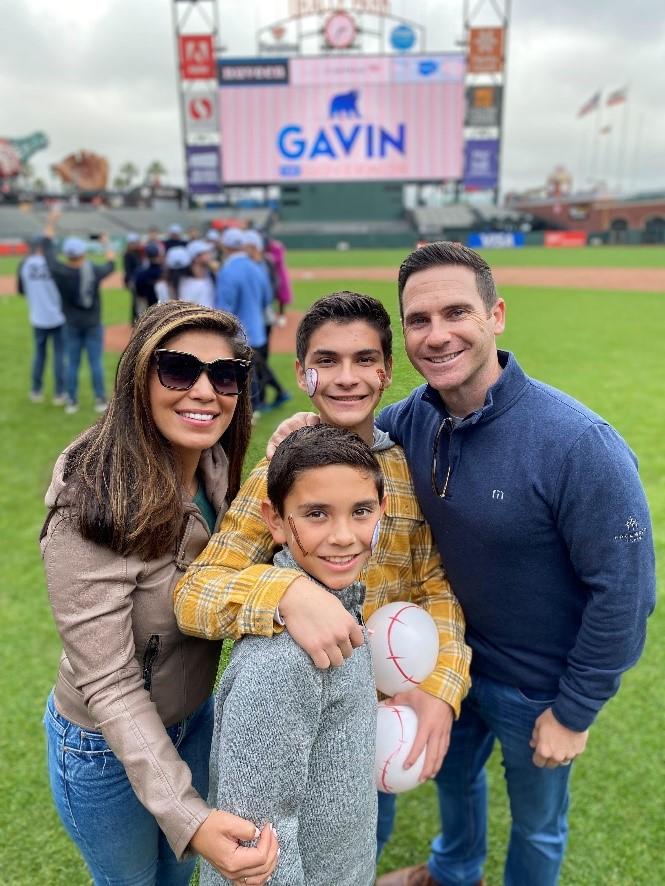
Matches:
[159,243,216,308]
[42,302,278,886]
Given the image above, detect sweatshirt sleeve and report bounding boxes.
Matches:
[551,423,656,731]
[174,460,302,640]
[42,513,211,859]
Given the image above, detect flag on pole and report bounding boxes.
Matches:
[577,91,601,118]
[606,87,628,107]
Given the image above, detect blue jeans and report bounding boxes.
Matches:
[377,673,572,886]
[32,325,65,396]
[44,692,214,886]
[65,323,105,403]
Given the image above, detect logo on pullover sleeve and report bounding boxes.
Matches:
[614,516,647,543]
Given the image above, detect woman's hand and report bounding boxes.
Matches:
[190,809,279,884]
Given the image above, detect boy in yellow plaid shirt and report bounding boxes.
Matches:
[174,292,471,858]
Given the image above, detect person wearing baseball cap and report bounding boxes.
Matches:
[42,210,115,414]
[133,241,164,317]
[163,223,187,252]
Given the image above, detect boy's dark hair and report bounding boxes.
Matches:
[267,425,384,517]
[295,291,392,364]
[397,241,498,317]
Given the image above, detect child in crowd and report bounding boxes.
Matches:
[200,424,385,886]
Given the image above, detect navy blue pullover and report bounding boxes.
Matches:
[377,351,655,732]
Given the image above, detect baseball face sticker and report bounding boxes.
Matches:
[305,367,319,397]
[371,519,381,552]
[376,368,387,393]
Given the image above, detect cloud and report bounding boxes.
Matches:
[2,0,663,195]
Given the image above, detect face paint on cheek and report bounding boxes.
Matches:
[370,519,381,552]
[305,367,318,398]
[376,369,386,393]
[287,514,310,557]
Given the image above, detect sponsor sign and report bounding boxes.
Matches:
[463,139,499,190]
[467,231,524,249]
[185,89,219,138]
[468,28,504,74]
[544,230,587,247]
[217,54,465,183]
[390,24,416,51]
[179,35,216,80]
[465,86,502,128]
[186,145,222,193]
[218,58,289,86]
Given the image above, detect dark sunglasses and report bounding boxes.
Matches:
[154,349,251,397]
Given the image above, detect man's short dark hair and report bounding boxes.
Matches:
[397,241,498,317]
[267,425,384,517]
[296,291,392,364]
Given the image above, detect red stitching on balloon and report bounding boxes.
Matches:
[385,605,419,686]
[378,705,408,793]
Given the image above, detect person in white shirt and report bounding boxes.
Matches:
[18,236,67,405]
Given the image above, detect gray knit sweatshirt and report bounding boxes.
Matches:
[200,547,377,886]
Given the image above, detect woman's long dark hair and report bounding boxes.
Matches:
[59,302,252,560]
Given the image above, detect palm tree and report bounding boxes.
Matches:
[145,160,166,186]
[118,162,139,188]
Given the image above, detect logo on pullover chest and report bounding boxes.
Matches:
[492,489,505,501]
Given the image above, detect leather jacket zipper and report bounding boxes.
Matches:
[142,634,161,692]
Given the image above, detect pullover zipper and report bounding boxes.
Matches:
[439,417,455,498]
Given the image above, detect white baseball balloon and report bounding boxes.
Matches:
[366,602,439,697]
[374,702,425,794]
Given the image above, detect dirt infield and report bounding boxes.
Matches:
[5,263,663,353]
[291,266,665,292]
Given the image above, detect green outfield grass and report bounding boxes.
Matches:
[286,244,665,269]
[1,278,662,884]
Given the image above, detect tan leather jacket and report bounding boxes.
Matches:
[41,445,229,859]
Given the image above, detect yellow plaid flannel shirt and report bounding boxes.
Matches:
[174,444,471,714]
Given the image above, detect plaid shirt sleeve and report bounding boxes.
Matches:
[173,458,301,640]
[365,447,471,716]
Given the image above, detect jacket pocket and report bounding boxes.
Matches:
[142,634,161,694]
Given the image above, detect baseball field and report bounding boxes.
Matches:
[1,245,662,884]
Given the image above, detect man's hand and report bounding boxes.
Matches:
[280,575,364,668]
[529,707,588,768]
[385,687,454,781]
[266,412,320,459]
[189,810,278,884]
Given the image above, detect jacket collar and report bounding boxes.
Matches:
[421,350,529,426]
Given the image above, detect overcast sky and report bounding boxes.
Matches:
[2,0,663,198]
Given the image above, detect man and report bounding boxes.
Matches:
[373,242,655,886]
[264,243,655,886]
[242,228,290,410]
[18,235,66,405]
[216,227,272,416]
[174,292,471,802]
[43,217,115,414]
[163,222,186,252]
[133,241,163,316]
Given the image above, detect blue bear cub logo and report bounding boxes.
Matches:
[329,90,360,118]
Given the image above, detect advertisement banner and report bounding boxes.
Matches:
[184,89,219,139]
[467,231,524,249]
[468,28,504,74]
[217,54,465,184]
[218,58,289,86]
[186,145,222,193]
[544,230,587,247]
[465,86,503,128]
[463,139,499,190]
[179,35,216,80]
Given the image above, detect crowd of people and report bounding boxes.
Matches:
[35,243,654,886]
[18,216,293,419]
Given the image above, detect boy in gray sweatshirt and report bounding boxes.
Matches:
[201,425,385,886]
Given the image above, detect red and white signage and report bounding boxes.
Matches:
[544,230,587,248]
[185,88,219,143]
[179,35,216,80]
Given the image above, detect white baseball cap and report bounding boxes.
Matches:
[242,229,264,251]
[165,245,191,270]
[62,237,87,258]
[220,227,245,250]
[186,239,214,261]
